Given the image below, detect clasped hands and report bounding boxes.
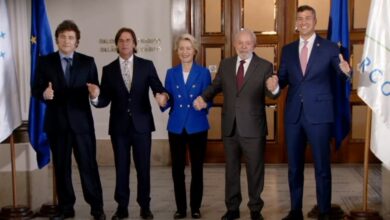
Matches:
[155,92,169,107]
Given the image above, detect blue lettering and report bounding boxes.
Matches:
[360,57,371,73]
[369,69,383,83]
[382,81,390,96]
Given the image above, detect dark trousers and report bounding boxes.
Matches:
[223,125,266,212]
[285,107,332,213]
[168,130,207,212]
[48,131,103,215]
[111,123,152,210]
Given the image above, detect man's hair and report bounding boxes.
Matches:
[114,27,138,54]
[297,5,317,19]
[234,28,257,45]
[55,20,80,46]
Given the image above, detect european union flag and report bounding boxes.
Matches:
[327,0,351,150]
[28,0,54,169]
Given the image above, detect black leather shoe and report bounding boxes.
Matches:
[221,210,240,220]
[140,209,154,219]
[250,211,264,220]
[318,213,331,220]
[191,210,201,219]
[282,210,303,220]
[93,212,106,220]
[174,211,187,219]
[111,208,128,220]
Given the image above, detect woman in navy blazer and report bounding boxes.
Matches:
[161,34,211,219]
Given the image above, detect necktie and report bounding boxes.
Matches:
[300,40,308,75]
[123,60,132,91]
[236,60,245,90]
[64,57,72,85]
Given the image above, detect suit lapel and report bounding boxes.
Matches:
[171,65,187,97]
[185,64,201,94]
[113,58,129,93]
[291,41,304,77]
[54,52,68,87]
[68,52,78,86]
[305,36,321,77]
[230,57,239,93]
[241,54,259,90]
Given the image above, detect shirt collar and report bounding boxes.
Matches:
[237,52,253,64]
[300,33,316,45]
[59,51,74,60]
[119,54,134,64]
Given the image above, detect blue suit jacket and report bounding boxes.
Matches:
[278,36,348,124]
[162,63,211,134]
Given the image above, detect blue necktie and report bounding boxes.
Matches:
[64,57,72,85]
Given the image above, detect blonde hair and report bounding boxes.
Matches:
[175,33,199,57]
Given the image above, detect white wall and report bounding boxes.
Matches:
[45,0,171,139]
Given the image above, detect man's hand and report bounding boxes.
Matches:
[266,75,279,93]
[43,82,54,100]
[155,92,169,107]
[339,54,351,77]
[193,96,207,111]
[87,83,100,99]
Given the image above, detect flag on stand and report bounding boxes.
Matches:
[0,0,22,143]
[358,0,390,169]
[327,0,352,149]
[28,0,54,168]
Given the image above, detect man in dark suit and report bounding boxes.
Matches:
[88,27,168,220]
[32,20,105,220]
[194,29,278,220]
[268,5,351,220]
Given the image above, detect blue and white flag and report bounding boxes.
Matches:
[358,0,390,169]
[0,0,22,142]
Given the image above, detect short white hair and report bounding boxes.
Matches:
[234,28,256,45]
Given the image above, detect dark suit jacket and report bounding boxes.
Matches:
[278,35,348,124]
[202,53,277,138]
[32,51,99,134]
[94,56,166,135]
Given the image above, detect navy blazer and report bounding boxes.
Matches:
[162,63,211,134]
[94,56,166,135]
[32,51,98,134]
[278,36,348,124]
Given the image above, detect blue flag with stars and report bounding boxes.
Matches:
[28,0,54,169]
[327,0,352,150]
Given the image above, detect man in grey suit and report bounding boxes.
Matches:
[194,29,278,220]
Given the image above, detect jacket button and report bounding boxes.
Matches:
[189,94,193,98]
[187,104,190,108]
[178,95,181,98]
[180,104,183,108]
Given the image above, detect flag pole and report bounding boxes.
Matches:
[349,108,382,220]
[37,166,59,217]
[0,133,34,219]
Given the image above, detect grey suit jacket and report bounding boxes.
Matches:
[202,53,277,138]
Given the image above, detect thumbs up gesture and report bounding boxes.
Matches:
[43,82,54,100]
[339,54,351,77]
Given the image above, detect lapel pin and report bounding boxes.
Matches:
[317,43,320,47]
